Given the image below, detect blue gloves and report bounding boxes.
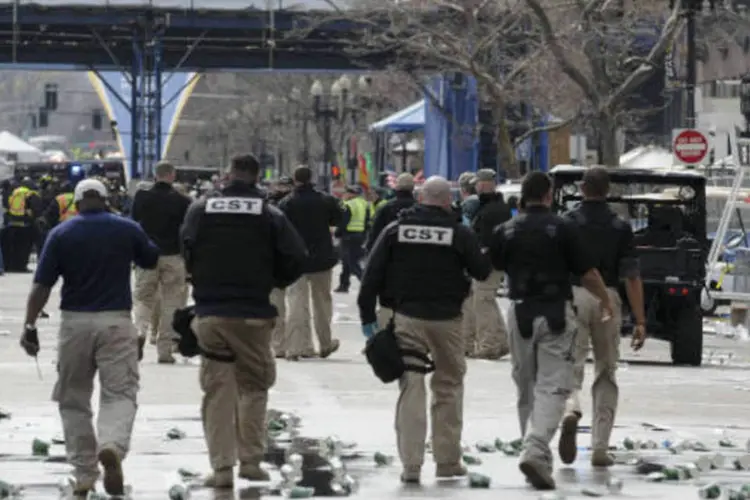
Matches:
[362,322,378,339]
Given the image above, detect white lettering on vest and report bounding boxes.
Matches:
[397,224,454,246]
[205,197,263,215]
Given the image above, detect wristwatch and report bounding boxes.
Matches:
[24,323,36,330]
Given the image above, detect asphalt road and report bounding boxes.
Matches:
[0,270,749,499]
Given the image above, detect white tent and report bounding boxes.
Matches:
[619,145,677,169]
[0,131,43,163]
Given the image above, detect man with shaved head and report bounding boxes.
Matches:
[358,175,491,485]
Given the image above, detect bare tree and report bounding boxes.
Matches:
[175,72,416,173]
[311,0,544,177]
[523,0,684,165]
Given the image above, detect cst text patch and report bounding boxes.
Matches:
[397,225,454,246]
[205,197,263,215]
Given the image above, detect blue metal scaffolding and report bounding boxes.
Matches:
[0,2,400,177]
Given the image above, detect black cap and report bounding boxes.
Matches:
[345,185,362,195]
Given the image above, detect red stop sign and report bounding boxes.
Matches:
[673,129,709,164]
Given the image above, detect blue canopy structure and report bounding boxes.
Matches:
[369,100,425,133]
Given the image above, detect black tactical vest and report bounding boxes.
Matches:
[385,207,470,304]
[503,212,572,301]
[567,204,622,287]
[191,194,274,301]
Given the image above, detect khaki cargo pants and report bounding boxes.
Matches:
[565,286,622,451]
[149,284,190,340]
[286,270,333,356]
[461,293,476,355]
[508,302,576,471]
[471,270,509,356]
[269,288,288,355]
[53,311,140,484]
[393,313,465,469]
[133,255,187,359]
[194,316,276,471]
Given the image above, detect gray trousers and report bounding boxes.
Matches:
[508,301,576,470]
[53,311,140,483]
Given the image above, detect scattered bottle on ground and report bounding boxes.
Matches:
[468,472,490,488]
[166,428,186,440]
[31,438,50,457]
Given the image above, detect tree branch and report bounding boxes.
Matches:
[524,0,601,105]
[512,114,578,147]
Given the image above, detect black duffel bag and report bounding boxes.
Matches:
[172,306,201,358]
[364,317,435,383]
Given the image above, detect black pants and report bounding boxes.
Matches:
[4,225,34,272]
[338,233,365,289]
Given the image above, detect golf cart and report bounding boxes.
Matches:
[550,166,707,366]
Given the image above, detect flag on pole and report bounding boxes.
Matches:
[364,152,375,185]
[358,154,370,190]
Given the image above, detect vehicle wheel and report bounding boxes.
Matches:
[700,287,718,317]
[670,302,703,366]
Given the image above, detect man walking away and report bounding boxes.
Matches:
[131,161,191,363]
[470,168,512,359]
[267,176,313,358]
[489,172,613,490]
[20,178,159,497]
[558,167,646,467]
[181,154,307,488]
[358,176,491,485]
[280,166,345,361]
[335,186,369,293]
[365,173,416,255]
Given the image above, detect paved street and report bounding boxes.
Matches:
[1,270,750,498]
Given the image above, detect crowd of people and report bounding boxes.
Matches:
[11,156,647,495]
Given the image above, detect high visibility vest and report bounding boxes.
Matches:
[371,199,387,213]
[56,193,78,222]
[8,187,37,218]
[345,197,368,233]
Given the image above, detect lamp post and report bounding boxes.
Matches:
[267,93,286,176]
[310,75,373,188]
[290,86,310,165]
[741,74,750,133]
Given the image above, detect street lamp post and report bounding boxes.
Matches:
[740,74,750,133]
[310,75,373,188]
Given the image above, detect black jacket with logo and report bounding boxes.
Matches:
[358,204,491,324]
[132,181,191,255]
[181,181,307,318]
[279,183,344,274]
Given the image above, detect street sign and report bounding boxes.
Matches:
[672,128,710,165]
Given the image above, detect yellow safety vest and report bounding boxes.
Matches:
[345,197,368,233]
[56,193,78,222]
[8,187,37,218]
[372,199,387,213]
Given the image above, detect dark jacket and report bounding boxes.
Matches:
[279,183,345,273]
[472,192,512,248]
[358,205,491,323]
[365,190,416,252]
[181,181,307,318]
[131,181,191,256]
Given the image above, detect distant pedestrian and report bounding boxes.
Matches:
[279,166,345,360]
[131,161,191,363]
[335,186,369,293]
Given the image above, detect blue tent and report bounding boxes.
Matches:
[369,100,425,133]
